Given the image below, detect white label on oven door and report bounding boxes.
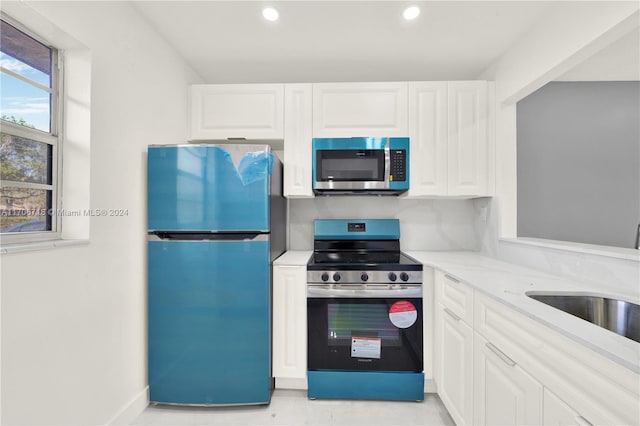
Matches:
[351,337,381,359]
[389,301,417,328]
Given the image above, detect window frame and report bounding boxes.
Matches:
[0,13,63,245]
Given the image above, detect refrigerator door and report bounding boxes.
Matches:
[148,144,273,232]
[148,237,271,405]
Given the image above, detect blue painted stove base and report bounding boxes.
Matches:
[307,371,424,401]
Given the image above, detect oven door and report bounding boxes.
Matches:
[307,287,423,372]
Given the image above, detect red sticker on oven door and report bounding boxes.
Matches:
[389,301,417,328]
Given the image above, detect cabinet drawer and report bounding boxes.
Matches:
[437,270,473,325]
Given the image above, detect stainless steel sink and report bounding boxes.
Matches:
[526,293,640,344]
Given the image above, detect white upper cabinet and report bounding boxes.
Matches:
[447,81,488,196]
[312,82,408,137]
[284,84,314,198]
[406,81,490,198]
[190,84,284,140]
[407,82,448,196]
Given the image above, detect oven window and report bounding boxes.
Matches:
[328,303,400,346]
[308,297,423,372]
[316,150,384,181]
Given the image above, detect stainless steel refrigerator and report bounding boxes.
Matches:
[147,144,285,405]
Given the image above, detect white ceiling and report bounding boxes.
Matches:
[132,1,639,84]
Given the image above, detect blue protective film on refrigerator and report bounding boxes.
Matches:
[148,239,271,405]
[237,150,274,186]
[148,145,273,231]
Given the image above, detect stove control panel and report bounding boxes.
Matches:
[307,270,422,284]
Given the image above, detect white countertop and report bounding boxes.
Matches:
[277,249,639,373]
[274,250,312,266]
[407,251,640,374]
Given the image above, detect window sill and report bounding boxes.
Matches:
[499,237,640,262]
[0,238,89,255]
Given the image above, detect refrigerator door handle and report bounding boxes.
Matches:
[148,232,269,242]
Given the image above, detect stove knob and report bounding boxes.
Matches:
[333,273,341,282]
[321,273,329,282]
[388,272,397,282]
[360,273,369,282]
[400,272,409,282]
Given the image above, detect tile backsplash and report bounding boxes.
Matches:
[288,197,479,251]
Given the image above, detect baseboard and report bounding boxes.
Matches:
[107,386,149,425]
[424,378,437,393]
[275,377,307,390]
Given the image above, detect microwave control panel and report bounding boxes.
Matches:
[390,150,406,182]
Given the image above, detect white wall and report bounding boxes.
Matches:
[477,3,640,293]
[0,2,201,425]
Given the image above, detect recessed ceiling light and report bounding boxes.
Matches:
[403,6,421,21]
[262,7,279,22]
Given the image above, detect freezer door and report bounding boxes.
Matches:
[148,239,271,405]
[148,145,272,231]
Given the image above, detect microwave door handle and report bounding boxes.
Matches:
[384,141,391,188]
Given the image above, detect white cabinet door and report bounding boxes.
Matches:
[434,270,474,425]
[284,84,313,198]
[407,82,448,197]
[438,304,474,426]
[405,81,489,198]
[190,84,284,140]
[474,333,542,426]
[272,264,307,380]
[312,82,408,137]
[543,389,594,426]
[447,81,488,196]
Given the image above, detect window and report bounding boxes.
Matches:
[0,15,61,243]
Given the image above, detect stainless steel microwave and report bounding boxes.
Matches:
[312,137,410,195]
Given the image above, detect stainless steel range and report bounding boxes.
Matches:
[306,219,424,401]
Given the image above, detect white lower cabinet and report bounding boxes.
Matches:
[272,264,307,382]
[434,270,474,425]
[438,306,474,425]
[473,333,542,426]
[543,389,593,426]
[432,269,637,426]
[474,291,637,426]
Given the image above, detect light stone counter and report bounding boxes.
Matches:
[274,250,312,266]
[407,250,640,373]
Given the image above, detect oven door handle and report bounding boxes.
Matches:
[307,284,423,298]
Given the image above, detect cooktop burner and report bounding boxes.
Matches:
[307,219,422,284]
[307,251,422,270]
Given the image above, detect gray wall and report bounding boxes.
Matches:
[517,81,640,248]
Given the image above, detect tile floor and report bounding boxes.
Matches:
[132,389,455,426]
